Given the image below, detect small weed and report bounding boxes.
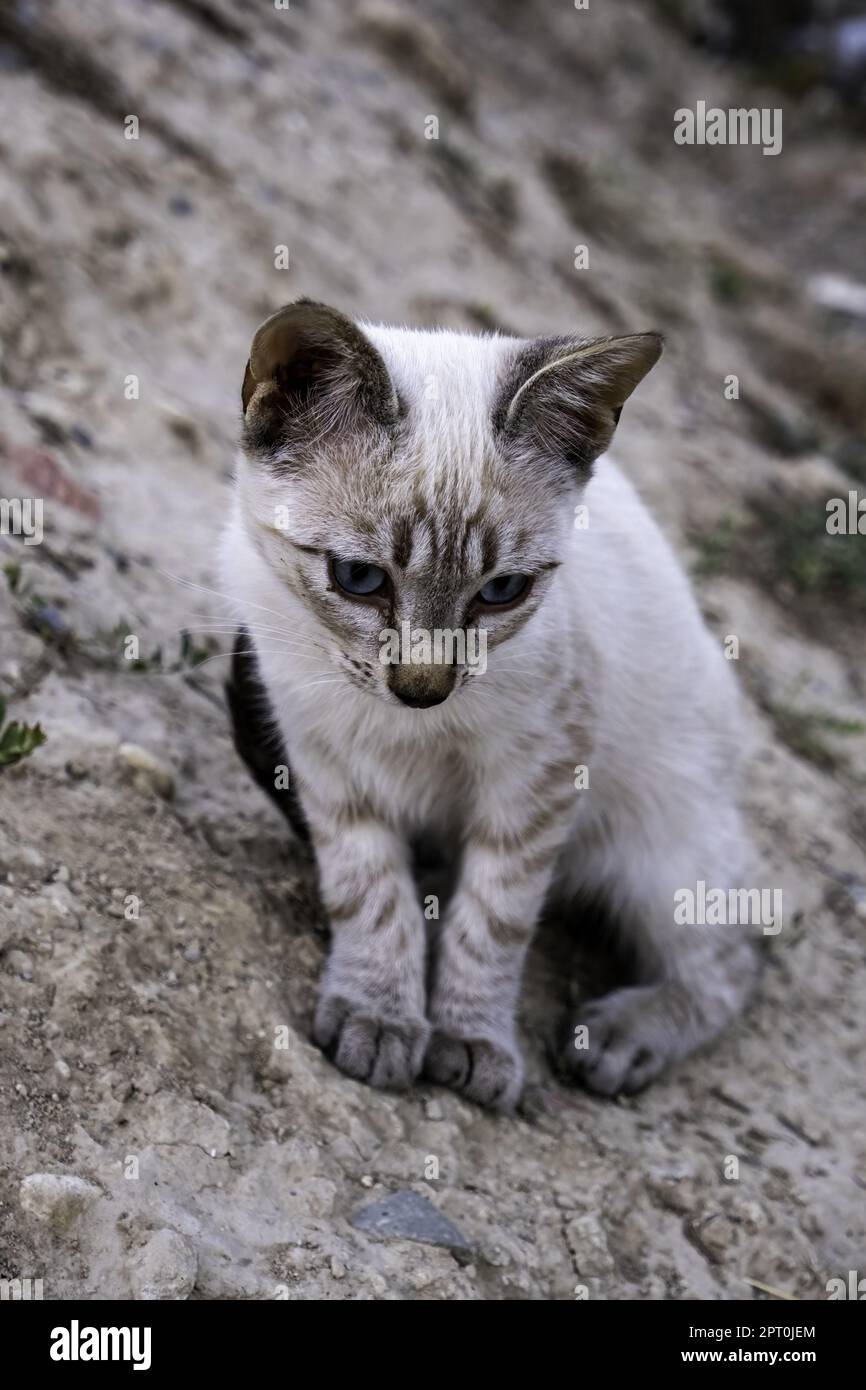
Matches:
[692,514,743,578]
[0,695,46,768]
[766,701,865,772]
[692,498,866,614]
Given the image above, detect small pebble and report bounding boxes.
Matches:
[117,744,175,800]
[7,949,34,980]
[19,1173,101,1233]
[352,1189,472,1255]
[131,1229,197,1301]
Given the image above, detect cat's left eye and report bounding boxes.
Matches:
[330,557,389,599]
[475,573,530,607]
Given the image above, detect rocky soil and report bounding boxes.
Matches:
[0,0,864,1299]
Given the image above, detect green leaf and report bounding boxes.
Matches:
[0,714,47,767]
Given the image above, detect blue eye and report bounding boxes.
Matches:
[477,573,530,606]
[331,558,388,597]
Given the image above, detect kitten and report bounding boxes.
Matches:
[220,298,759,1110]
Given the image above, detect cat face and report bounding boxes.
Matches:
[237,300,660,708]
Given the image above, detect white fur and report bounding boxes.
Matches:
[220,322,758,1106]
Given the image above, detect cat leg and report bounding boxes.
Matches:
[560,832,761,1096]
[300,774,429,1090]
[425,768,574,1110]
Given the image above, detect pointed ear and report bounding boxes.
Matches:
[495,332,662,478]
[241,299,399,455]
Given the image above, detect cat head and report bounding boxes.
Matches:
[236,298,661,708]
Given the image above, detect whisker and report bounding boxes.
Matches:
[172,623,297,635]
[158,569,325,636]
[174,628,327,655]
[169,618,330,652]
[289,677,346,695]
[174,616,324,636]
[151,647,334,678]
[174,624,324,649]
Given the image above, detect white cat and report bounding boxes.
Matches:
[220,299,758,1110]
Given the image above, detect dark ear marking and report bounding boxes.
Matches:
[241,298,399,456]
[494,331,662,480]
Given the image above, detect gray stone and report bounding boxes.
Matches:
[19,1173,101,1232]
[131,1229,197,1301]
[6,949,34,980]
[352,1189,472,1255]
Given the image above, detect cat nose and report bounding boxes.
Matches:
[395,689,449,708]
[388,663,456,707]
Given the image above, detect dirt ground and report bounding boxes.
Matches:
[0,0,864,1300]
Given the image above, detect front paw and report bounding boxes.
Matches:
[313,991,429,1091]
[424,1029,524,1111]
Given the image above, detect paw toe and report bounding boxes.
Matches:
[579,1041,661,1097]
[424,1031,523,1110]
[424,1033,471,1089]
[312,992,352,1051]
[561,987,678,1098]
[369,1018,428,1090]
[333,1013,380,1081]
[314,994,427,1090]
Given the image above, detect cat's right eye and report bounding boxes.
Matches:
[330,557,389,600]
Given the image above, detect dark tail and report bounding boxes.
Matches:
[224,626,311,844]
